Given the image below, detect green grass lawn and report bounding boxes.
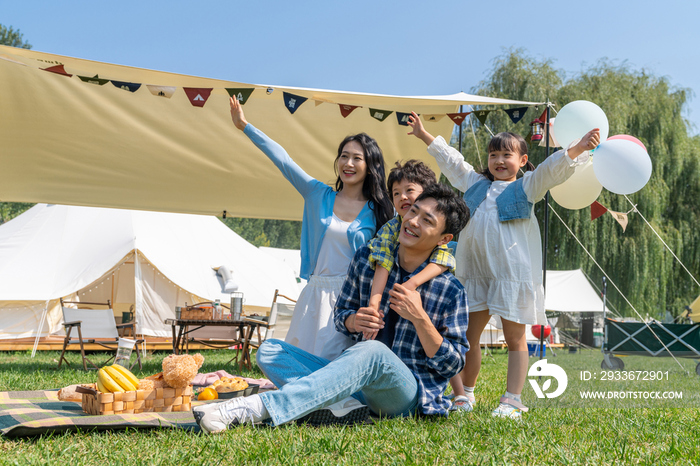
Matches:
[0,348,698,465]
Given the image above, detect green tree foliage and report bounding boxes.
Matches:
[221,217,302,249]
[0,24,31,49]
[461,48,700,318]
[0,24,33,224]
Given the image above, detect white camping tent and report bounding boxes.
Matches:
[259,247,307,292]
[539,269,609,345]
[0,204,300,340]
[544,269,609,314]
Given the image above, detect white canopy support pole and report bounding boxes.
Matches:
[31,300,50,358]
[133,250,146,357]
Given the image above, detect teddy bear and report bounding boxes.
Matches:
[137,353,204,389]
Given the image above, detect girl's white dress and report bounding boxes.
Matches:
[428,136,586,325]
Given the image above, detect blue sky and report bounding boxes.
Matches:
[4,0,699,134]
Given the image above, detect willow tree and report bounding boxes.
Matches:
[458,49,700,318]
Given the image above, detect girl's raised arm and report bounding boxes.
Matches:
[409,112,476,192]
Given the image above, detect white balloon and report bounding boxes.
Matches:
[553,101,609,150]
[550,159,603,209]
[593,139,652,195]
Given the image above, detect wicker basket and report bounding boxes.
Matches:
[180,306,213,320]
[76,384,193,415]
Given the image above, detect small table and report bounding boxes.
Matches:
[164,318,260,370]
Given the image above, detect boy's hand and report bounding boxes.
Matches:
[229,96,248,131]
[407,112,436,146]
[353,306,385,335]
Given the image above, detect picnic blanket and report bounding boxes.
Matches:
[0,390,202,438]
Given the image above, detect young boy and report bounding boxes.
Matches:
[366,160,456,339]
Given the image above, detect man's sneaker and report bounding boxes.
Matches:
[491,395,528,420]
[296,397,370,426]
[193,397,259,434]
[449,395,473,413]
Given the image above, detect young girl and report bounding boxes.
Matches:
[229,96,393,360]
[407,111,600,418]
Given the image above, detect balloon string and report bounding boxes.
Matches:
[548,202,687,372]
[623,195,700,289]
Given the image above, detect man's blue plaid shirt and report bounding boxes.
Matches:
[334,244,470,416]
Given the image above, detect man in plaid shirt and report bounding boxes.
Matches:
[194,184,470,432]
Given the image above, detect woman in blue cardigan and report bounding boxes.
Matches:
[229,97,393,360]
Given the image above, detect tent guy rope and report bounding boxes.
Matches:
[624,195,700,289]
[548,203,687,372]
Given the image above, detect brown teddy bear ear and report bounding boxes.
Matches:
[193,353,204,369]
[162,354,175,371]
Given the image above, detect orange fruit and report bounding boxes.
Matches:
[198,387,219,401]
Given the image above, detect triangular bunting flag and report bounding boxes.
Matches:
[538,108,547,122]
[608,210,629,232]
[111,80,142,93]
[339,104,359,118]
[447,112,471,125]
[314,100,324,107]
[369,108,392,122]
[396,112,413,126]
[504,107,529,124]
[591,201,608,220]
[474,110,491,125]
[147,85,176,98]
[423,114,445,122]
[184,87,213,107]
[225,88,254,105]
[282,92,308,114]
[78,74,109,85]
[41,64,72,77]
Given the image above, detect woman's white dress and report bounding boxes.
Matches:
[285,214,356,360]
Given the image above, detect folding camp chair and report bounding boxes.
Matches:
[57,299,143,371]
[244,289,296,353]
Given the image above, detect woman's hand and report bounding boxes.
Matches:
[230,96,248,131]
[407,112,436,146]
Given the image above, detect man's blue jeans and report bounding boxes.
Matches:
[256,339,419,426]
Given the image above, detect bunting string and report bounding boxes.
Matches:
[0,56,548,127]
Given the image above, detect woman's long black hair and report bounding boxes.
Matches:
[334,133,394,228]
[480,132,536,181]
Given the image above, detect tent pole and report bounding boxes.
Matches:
[540,103,552,360]
[458,104,464,154]
[32,300,50,358]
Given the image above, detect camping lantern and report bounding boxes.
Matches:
[530,119,544,142]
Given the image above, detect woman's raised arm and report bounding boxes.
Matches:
[230,97,318,197]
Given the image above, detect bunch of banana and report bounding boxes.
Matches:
[97,364,140,393]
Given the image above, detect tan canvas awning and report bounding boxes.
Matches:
[0,46,542,220]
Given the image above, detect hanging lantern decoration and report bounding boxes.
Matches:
[530,118,545,142]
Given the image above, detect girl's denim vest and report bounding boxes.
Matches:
[463,178,532,221]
